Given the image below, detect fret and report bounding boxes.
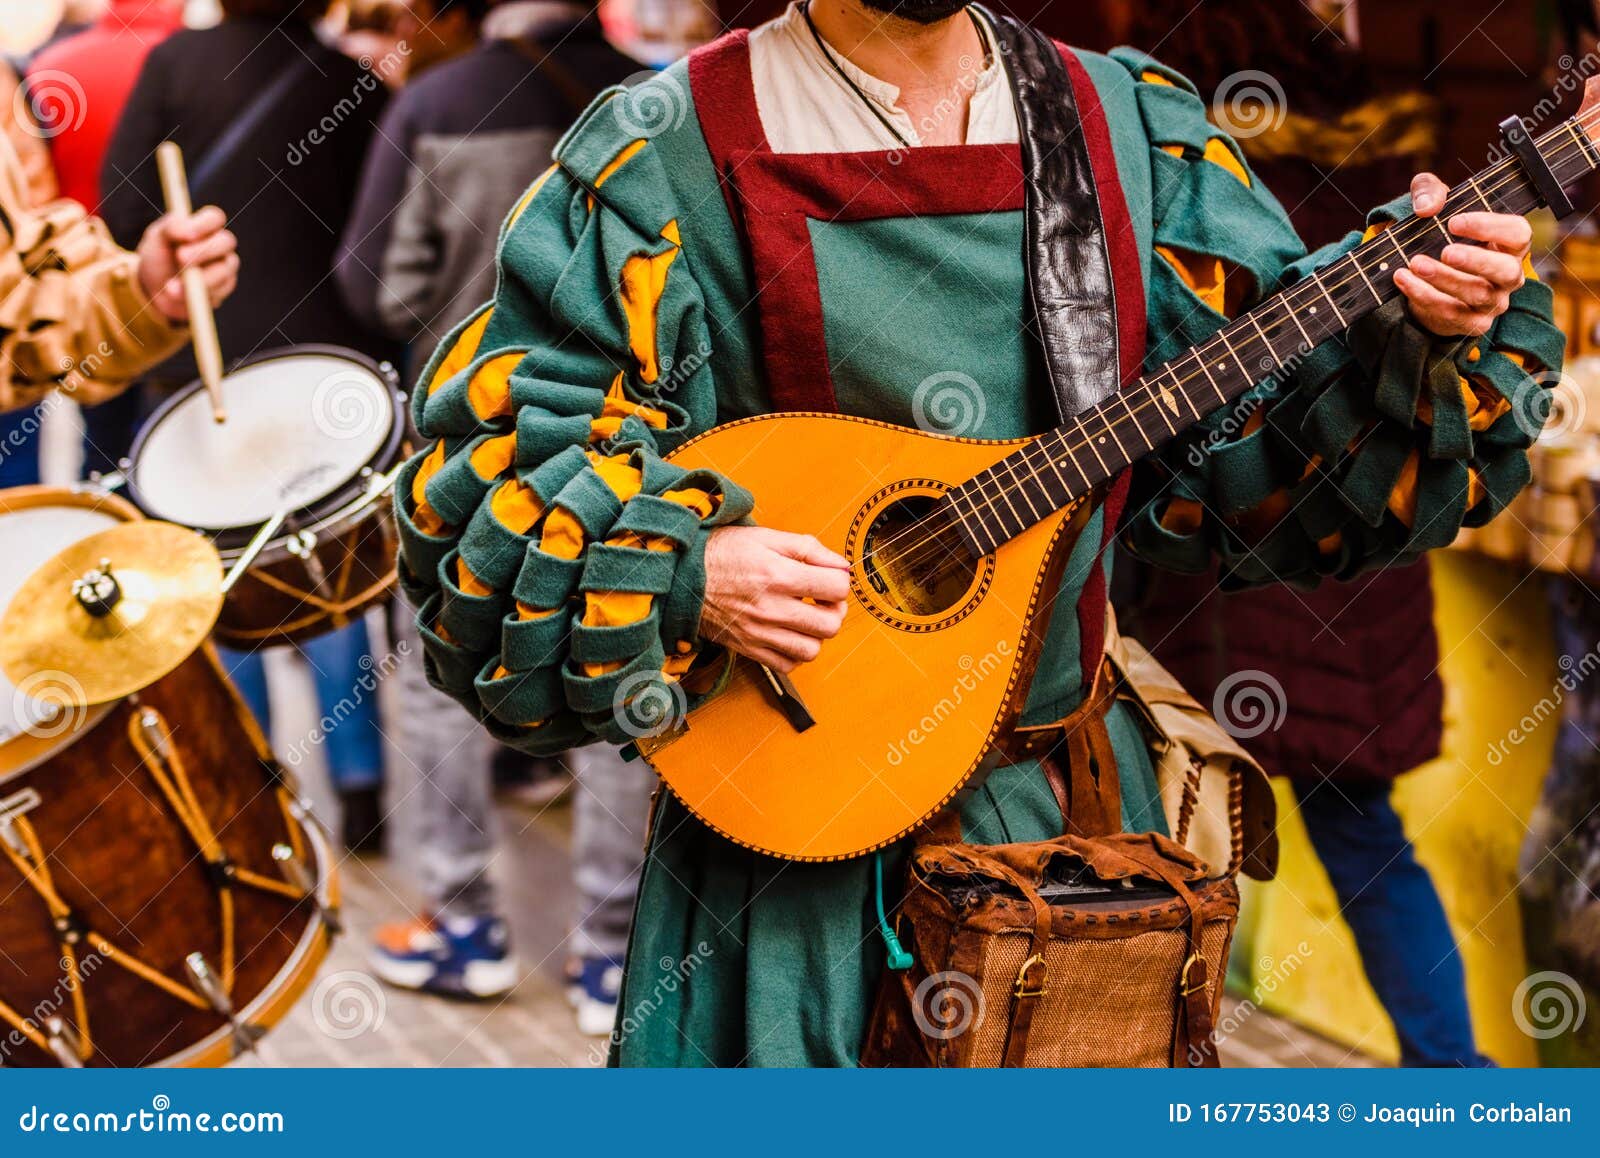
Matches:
[1383,228,1410,276]
[987,466,1030,529]
[1073,416,1110,474]
[1165,365,1199,420]
[1114,391,1152,449]
[1192,350,1227,404]
[1311,272,1346,327]
[1349,251,1383,305]
[1144,376,1177,436]
[1034,430,1074,493]
[1247,313,1287,370]
[1215,329,1244,377]
[1279,300,1317,352]
[1466,173,1493,213]
[945,487,986,553]
[1005,451,1045,521]
[1096,408,1130,461]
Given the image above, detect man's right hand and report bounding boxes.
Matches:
[699,526,851,672]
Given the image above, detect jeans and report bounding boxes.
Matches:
[385,609,652,953]
[216,620,384,792]
[1290,777,1491,1067]
[0,404,43,487]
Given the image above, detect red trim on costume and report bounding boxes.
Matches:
[686,30,1025,412]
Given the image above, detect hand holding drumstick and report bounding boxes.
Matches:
[142,142,238,421]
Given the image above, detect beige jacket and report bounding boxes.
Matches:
[0,121,186,413]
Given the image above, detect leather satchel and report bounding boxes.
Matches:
[861,668,1239,1068]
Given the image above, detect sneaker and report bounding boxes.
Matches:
[369,915,517,999]
[565,956,623,1036]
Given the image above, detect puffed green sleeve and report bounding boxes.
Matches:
[1112,51,1565,586]
[394,87,752,754]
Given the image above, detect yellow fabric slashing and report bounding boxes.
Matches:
[467,352,524,420]
[620,221,681,385]
[428,309,495,396]
[411,440,450,536]
[506,164,558,230]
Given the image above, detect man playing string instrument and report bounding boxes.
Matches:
[396,0,1558,1065]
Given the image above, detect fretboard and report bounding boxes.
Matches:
[946,110,1600,557]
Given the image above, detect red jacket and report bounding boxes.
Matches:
[29,0,183,212]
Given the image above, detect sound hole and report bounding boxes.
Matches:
[859,495,979,618]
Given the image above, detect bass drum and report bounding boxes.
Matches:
[0,487,338,1067]
[124,345,405,648]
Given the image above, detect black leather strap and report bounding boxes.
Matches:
[980,8,1122,421]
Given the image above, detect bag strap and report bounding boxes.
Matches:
[1111,838,1221,1067]
[506,33,603,119]
[188,55,317,197]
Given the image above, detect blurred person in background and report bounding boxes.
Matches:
[336,0,649,1029]
[28,0,185,480]
[1108,0,1490,1068]
[100,0,396,855]
[390,0,483,78]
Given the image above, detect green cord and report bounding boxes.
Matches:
[874,851,913,971]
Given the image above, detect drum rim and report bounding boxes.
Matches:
[123,344,405,551]
[155,804,339,1068]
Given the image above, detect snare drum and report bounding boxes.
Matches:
[123,345,406,648]
[0,487,338,1067]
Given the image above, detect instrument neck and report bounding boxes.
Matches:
[945,110,1600,558]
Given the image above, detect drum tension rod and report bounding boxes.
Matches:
[44,1018,84,1069]
[273,843,343,935]
[184,953,265,1058]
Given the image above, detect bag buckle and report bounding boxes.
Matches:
[1180,951,1209,996]
[1014,953,1048,999]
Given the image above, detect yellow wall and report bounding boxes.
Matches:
[1240,551,1557,1066]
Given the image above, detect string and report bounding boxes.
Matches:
[859,104,1600,580]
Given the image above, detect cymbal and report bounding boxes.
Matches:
[0,522,223,706]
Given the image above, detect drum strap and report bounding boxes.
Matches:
[224,524,395,640]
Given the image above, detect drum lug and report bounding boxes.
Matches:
[0,788,42,859]
[44,1018,84,1068]
[285,529,319,558]
[184,953,265,1058]
[273,843,343,936]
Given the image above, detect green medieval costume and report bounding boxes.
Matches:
[393,15,1563,1066]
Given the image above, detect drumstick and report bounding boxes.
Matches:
[155,142,227,424]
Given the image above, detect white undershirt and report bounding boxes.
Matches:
[747,2,1020,154]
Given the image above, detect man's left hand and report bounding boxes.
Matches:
[1393,172,1531,339]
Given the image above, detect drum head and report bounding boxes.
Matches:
[0,488,135,776]
[129,349,397,535]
